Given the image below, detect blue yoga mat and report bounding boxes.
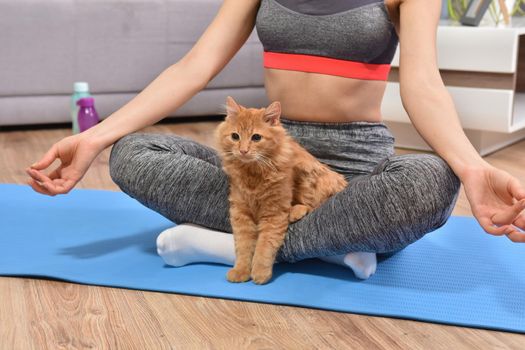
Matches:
[0,183,524,333]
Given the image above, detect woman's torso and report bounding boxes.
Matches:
[255,0,400,123]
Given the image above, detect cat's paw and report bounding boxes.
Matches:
[227,267,251,283]
[251,266,273,285]
[289,204,310,223]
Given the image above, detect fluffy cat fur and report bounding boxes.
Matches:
[215,96,348,284]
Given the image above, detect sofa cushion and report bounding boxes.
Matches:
[0,0,264,96]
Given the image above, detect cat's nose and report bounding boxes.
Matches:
[240,149,248,155]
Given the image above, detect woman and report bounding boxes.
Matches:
[26,0,525,280]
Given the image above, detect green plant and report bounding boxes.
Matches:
[447,0,525,23]
[447,0,469,21]
[511,0,525,15]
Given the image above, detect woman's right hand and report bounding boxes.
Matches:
[25,133,104,196]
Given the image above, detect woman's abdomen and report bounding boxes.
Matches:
[264,68,388,123]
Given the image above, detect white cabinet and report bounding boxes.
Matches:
[381,18,525,155]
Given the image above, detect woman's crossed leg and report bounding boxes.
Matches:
[109,133,460,278]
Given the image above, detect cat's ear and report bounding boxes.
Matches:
[224,96,242,119]
[263,101,281,126]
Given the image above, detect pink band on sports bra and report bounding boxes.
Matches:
[263,51,392,81]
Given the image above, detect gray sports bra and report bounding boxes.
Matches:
[255,0,399,80]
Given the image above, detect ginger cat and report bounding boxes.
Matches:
[215,96,348,284]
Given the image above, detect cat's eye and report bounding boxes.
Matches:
[251,134,262,142]
[231,133,240,141]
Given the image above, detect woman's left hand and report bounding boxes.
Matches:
[461,163,525,242]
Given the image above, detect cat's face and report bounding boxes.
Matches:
[216,96,285,164]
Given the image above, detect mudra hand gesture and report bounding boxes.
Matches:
[462,164,525,242]
[25,133,103,196]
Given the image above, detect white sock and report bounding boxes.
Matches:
[156,224,377,279]
[319,252,377,279]
[157,223,236,266]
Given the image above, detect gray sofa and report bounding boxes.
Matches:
[0,0,268,126]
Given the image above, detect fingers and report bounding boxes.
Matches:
[45,179,76,195]
[25,168,53,186]
[39,176,74,195]
[25,167,76,195]
[46,179,76,194]
[478,217,513,236]
[513,214,525,230]
[505,230,525,243]
[30,144,58,170]
[26,178,56,196]
[479,211,525,243]
[491,199,525,226]
[505,205,525,243]
[509,177,525,200]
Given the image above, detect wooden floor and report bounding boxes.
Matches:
[1,119,524,349]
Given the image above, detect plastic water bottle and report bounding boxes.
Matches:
[77,97,100,132]
[70,82,91,134]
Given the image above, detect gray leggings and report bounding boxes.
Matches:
[109,118,461,263]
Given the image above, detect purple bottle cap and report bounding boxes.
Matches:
[77,97,95,107]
